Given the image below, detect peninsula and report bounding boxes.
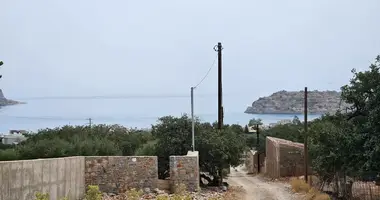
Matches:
[244,90,350,114]
[0,89,21,107]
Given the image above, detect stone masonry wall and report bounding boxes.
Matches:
[85,156,158,193]
[170,151,199,192]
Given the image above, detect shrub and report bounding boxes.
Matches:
[125,188,143,200]
[35,192,49,200]
[0,148,19,161]
[156,194,170,200]
[85,185,102,200]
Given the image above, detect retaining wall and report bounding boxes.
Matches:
[170,151,199,192]
[0,156,85,200]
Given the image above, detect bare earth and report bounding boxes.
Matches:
[227,166,300,200]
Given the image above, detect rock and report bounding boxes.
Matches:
[0,89,22,107]
[144,187,151,194]
[245,90,350,114]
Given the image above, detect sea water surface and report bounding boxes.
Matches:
[0,97,321,133]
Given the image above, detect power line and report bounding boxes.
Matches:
[193,55,217,88]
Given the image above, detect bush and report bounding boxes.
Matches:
[35,192,49,200]
[85,185,102,200]
[0,148,19,161]
[125,188,143,200]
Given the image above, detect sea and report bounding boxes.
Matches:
[0,97,321,133]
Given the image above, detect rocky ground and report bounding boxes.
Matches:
[102,186,245,200]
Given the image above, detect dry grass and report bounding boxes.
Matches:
[290,178,331,200]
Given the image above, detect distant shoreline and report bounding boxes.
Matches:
[244,111,325,115]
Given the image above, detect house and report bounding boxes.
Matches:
[0,130,27,145]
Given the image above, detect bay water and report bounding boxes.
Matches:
[0,97,321,133]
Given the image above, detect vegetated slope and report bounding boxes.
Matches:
[245,90,350,114]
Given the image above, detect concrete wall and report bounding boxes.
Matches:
[0,156,85,200]
[265,137,311,178]
[170,151,199,192]
[246,150,265,174]
[245,150,256,174]
[85,156,158,193]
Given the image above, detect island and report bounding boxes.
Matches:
[0,89,21,107]
[244,90,350,114]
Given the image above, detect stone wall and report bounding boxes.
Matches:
[170,151,199,192]
[0,156,85,200]
[85,156,158,193]
[1,154,199,199]
[265,137,310,178]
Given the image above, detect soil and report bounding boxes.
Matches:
[227,166,301,200]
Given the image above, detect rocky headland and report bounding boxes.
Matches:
[0,89,21,107]
[244,90,350,114]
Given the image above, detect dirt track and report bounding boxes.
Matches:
[227,166,299,200]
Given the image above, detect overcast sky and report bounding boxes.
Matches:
[1,0,380,103]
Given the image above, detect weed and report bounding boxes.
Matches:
[85,185,102,200]
[35,192,49,200]
[125,188,143,200]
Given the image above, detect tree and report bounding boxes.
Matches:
[152,115,246,185]
[340,55,380,173]
[248,118,263,126]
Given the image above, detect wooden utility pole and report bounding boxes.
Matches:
[214,42,223,129]
[304,87,308,183]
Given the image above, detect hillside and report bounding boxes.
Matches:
[0,89,21,107]
[244,90,350,114]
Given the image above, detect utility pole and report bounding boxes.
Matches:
[191,87,195,151]
[256,124,260,173]
[304,87,308,183]
[214,42,223,129]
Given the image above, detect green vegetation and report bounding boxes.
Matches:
[2,55,380,198]
[0,115,247,186]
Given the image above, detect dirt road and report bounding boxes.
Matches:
[227,166,299,200]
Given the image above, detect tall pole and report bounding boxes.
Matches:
[256,124,260,173]
[304,87,308,183]
[214,42,223,130]
[191,87,195,151]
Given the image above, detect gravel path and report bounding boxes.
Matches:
[227,166,299,200]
